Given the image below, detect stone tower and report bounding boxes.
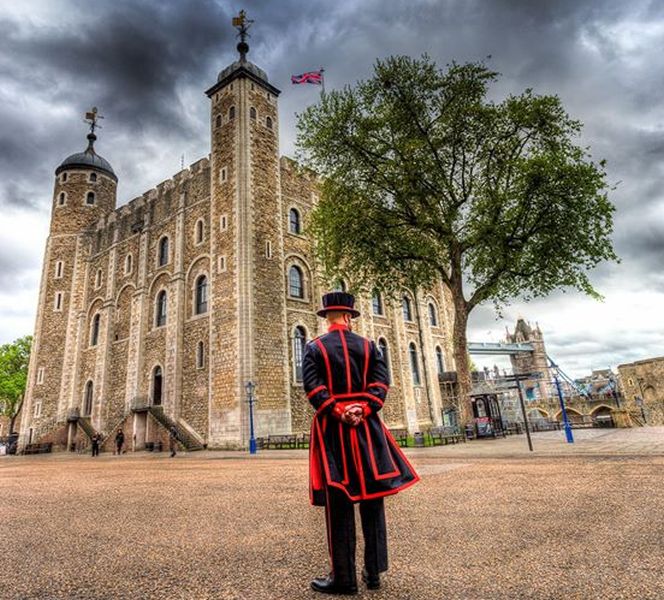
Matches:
[204,16,288,446]
[21,124,117,443]
[507,318,551,400]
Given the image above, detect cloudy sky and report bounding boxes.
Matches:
[1,0,663,378]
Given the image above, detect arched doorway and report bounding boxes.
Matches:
[152,366,163,406]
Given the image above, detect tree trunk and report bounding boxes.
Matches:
[451,291,473,426]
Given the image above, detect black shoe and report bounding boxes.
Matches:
[310,575,357,595]
[362,568,380,590]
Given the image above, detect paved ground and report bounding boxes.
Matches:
[1,429,663,599]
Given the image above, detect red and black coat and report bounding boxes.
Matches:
[303,323,420,506]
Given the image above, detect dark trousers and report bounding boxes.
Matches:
[91,443,99,457]
[324,485,388,586]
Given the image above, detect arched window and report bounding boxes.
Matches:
[266,116,273,129]
[402,295,413,322]
[58,192,66,205]
[215,114,222,128]
[409,343,421,385]
[197,341,205,369]
[90,313,100,346]
[293,326,306,382]
[289,265,304,298]
[435,346,445,375]
[229,106,235,120]
[125,254,132,274]
[83,380,93,416]
[250,106,256,119]
[158,237,169,266]
[61,172,68,183]
[156,290,167,327]
[89,172,97,182]
[152,366,163,405]
[195,275,208,314]
[289,208,301,234]
[95,269,102,289]
[195,219,204,244]
[86,192,95,205]
[428,302,438,326]
[333,280,347,292]
[372,293,383,315]
[378,338,390,383]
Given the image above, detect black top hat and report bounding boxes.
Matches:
[316,291,361,318]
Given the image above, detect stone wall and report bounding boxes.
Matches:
[618,357,664,425]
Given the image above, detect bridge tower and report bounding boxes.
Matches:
[506,318,551,401]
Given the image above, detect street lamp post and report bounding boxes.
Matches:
[245,380,257,455]
[553,372,574,444]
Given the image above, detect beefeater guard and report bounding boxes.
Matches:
[304,291,420,595]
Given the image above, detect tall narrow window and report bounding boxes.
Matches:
[409,343,421,385]
[289,208,301,234]
[428,302,438,326]
[229,106,235,120]
[37,367,45,384]
[289,266,304,298]
[215,114,222,128]
[197,341,205,369]
[90,313,100,346]
[84,380,93,416]
[86,192,95,205]
[195,275,208,314]
[402,295,413,322]
[58,192,66,205]
[156,290,167,327]
[95,269,102,289]
[55,261,64,278]
[89,172,97,182]
[293,326,306,382]
[54,292,63,311]
[125,254,132,274]
[158,237,169,266]
[436,346,445,375]
[250,106,256,119]
[195,219,204,244]
[372,293,383,315]
[265,240,272,258]
[61,172,68,183]
[266,116,273,129]
[378,338,390,383]
[152,366,163,405]
[333,280,347,292]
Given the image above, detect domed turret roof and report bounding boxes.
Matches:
[217,58,268,84]
[55,133,117,181]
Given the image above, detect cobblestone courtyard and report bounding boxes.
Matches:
[2,429,663,599]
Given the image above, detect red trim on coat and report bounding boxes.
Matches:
[315,338,334,392]
[339,329,352,394]
[362,339,370,390]
[364,419,400,480]
[324,485,334,575]
[327,322,349,332]
[339,422,350,485]
[315,397,335,417]
[307,384,327,399]
[368,381,389,392]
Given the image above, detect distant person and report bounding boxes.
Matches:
[91,432,101,457]
[115,428,125,455]
[169,425,179,457]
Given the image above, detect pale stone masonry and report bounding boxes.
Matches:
[19,45,455,451]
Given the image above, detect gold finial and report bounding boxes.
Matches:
[83,106,104,135]
[232,10,254,61]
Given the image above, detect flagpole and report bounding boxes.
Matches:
[320,67,325,96]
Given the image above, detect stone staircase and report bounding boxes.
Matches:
[148,406,204,451]
[77,417,98,440]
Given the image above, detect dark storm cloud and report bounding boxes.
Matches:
[1,0,664,373]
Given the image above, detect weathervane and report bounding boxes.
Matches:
[83,107,104,135]
[232,9,254,61]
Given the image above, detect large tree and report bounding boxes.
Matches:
[0,335,32,434]
[296,56,617,423]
